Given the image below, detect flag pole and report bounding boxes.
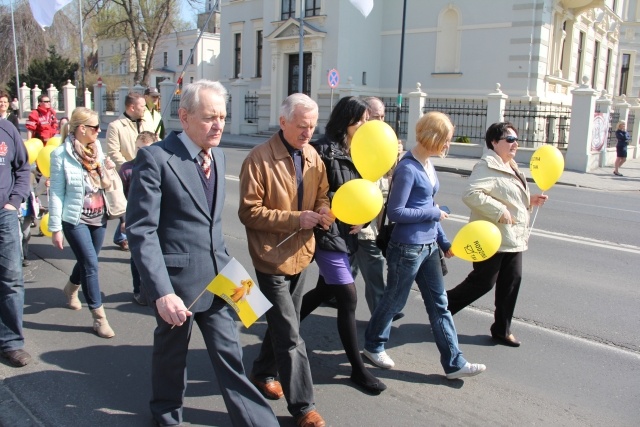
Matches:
[395,0,407,137]
[78,0,86,105]
[10,0,21,113]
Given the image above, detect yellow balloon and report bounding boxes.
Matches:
[39,213,53,237]
[529,145,564,191]
[24,138,44,164]
[36,145,57,177]
[331,179,383,225]
[451,220,502,262]
[351,120,399,181]
[46,136,62,147]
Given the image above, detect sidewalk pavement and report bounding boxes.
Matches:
[221,133,640,192]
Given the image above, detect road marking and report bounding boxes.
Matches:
[447,214,640,254]
[226,175,239,181]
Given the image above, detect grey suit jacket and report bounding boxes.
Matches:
[126,131,231,313]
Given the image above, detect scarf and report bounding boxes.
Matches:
[70,134,103,189]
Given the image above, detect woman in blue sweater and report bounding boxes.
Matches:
[363,112,486,380]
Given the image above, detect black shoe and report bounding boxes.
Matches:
[22,260,31,267]
[350,373,387,395]
[2,349,32,367]
[392,312,405,322]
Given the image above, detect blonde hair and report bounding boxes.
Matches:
[617,120,626,129]
[415,111,454,157]
[61,107,98,142]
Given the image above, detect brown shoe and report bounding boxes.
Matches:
[117,240,129,251]
[250,377,284,400]
[2,349,32,367]
[491,333,521,347]
[297,410,325,427]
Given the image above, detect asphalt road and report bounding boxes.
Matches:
[1,145,639,427]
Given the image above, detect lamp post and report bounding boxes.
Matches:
[298,0,304,93]
[395,0,407,136]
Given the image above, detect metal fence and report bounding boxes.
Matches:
[102,93,118,113]
[170,95,181,117]
[503,100,571,148]
[244,92,259,123]
[380,97,409,140]
[422,98,487,144]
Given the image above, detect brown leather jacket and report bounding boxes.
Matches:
[239,132,330,275]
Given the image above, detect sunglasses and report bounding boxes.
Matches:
[501,136,518,143]
[85,124,100,131]
[41,100,51,103]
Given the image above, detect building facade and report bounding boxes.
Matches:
[218,0,631,132]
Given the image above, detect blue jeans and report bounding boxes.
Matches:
[364,241,467,374]
[354,238,387,314]
[113,217,126,244]
[63,221,107,310]
[0,208,25,352]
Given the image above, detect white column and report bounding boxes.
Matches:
[565,79,598,172]
[62,80,77,116]
[84,88,92,110]
[629,99,640,159]
[595,92,613,167]
[93,83,105,116]
[229,76,249,134]
[405,83,427,150]
[47,84,59,112]
[132,82,145,95]
[31,85,42,110]
[118,85,130,115]
[159,80,175,119]
[19,83,30,117]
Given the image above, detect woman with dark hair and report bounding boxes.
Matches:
[0,91,20,131]
[614,120,630,176]
[447,122,547,347]
[300,96,386,394]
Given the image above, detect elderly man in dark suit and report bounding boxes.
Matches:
[126,80,278,427]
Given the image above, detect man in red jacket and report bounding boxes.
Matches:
[26,95,58,143]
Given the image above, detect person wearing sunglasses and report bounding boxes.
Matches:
[48,107,117,338]
[26,94,58,143]
[447,122,547,347]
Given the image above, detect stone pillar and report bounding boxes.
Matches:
[229,76,249,134]
[19,83,30,117]
[132,82,145,95]
[565,79,598,172]
[159,80,175,119]
[47,84,60,112]
[595,92,612,167]
[62,80,77,117]
[405,83,427,150]
[84,88,92,110]
[118,85,130,115]
[487,83,508,123]
[613,95,630,126]
[31,85,42,110]
[629,99,640,159]
[94,83,105,115]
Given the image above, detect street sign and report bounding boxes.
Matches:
[328,69,339,89]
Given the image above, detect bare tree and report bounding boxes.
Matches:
[91,0,190,85]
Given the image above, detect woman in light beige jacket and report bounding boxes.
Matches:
[446,122,547,347]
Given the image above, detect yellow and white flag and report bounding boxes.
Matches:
[206,258,272,328]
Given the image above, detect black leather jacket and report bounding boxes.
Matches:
[311,135,361,254]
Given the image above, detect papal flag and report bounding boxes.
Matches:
[349,0,374,18]
[206,258,272,328]
[29,0,73,29]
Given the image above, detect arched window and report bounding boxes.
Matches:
[435,7,460,73]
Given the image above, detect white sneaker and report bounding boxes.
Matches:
[363,349,395,369]
[446,362,486,380]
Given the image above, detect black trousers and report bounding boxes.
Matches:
[447,251,523,337]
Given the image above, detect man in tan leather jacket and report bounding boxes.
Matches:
[238,93,333,427]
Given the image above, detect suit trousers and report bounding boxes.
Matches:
[447,251,523,337]
[251,269,316,418]
[150,297,278,427]
[0,208,25,352]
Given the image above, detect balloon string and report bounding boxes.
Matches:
[527,190,544,240]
